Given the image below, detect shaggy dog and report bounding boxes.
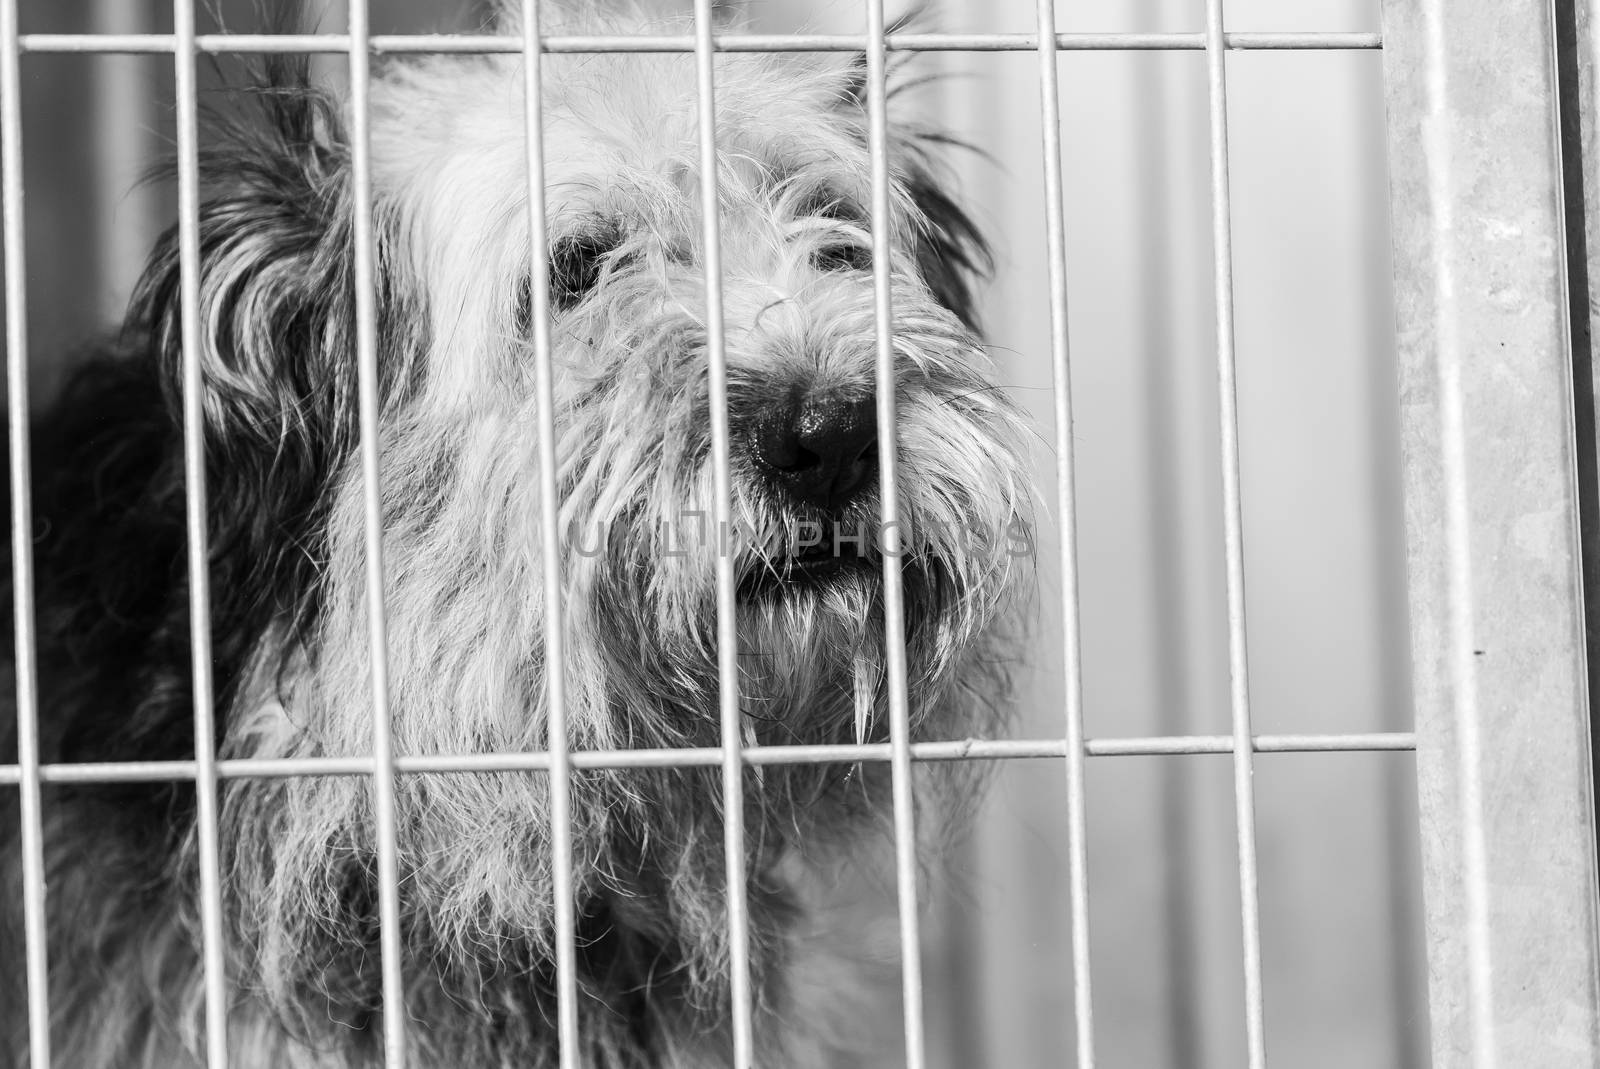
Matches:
[0,2,1029,1066]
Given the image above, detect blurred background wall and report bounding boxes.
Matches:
[9,0,1425,1065]
[933,1,1424,1064]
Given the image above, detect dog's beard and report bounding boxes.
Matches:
[213,285,1027,1027]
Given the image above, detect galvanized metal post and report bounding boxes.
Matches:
[1381,1,1600,1065]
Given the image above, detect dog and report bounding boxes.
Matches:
[0,2,1030,1065]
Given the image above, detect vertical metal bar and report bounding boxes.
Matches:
[862,5,927,1066]
[1200,1,1267,1065]
[689,3,755,1064]
[345,5,407,1064]
[517,4,580,1066]
[172,1,230,1064]
[1032,0,1096,1064]
[1,0,50,1062]
[1381,0,1600,1064]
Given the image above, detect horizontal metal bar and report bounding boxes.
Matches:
[0,732,1418,785]
[14,31,1382,57]
[1092,732,1417,755]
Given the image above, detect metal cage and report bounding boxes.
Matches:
[3,0,1599,1066]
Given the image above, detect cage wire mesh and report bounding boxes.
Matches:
[0,0,1441,1066]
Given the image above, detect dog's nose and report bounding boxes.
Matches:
[746,392,878,508]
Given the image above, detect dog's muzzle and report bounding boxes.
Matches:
[744,388,878,511]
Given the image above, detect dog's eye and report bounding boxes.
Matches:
[812,242,872,273]
[797,191,872,273]
[550,231,622,314]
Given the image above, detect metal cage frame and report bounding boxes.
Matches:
[1382,1,1600,1066]
[3,1,1598,1067]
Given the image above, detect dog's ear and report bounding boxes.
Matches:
[832,11,918,109]
[830,18,993,332]
[120,54,427,684]
[900,156,990,332]
[127,54,377,476]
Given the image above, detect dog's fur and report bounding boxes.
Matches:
[0,3,1030,1066]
